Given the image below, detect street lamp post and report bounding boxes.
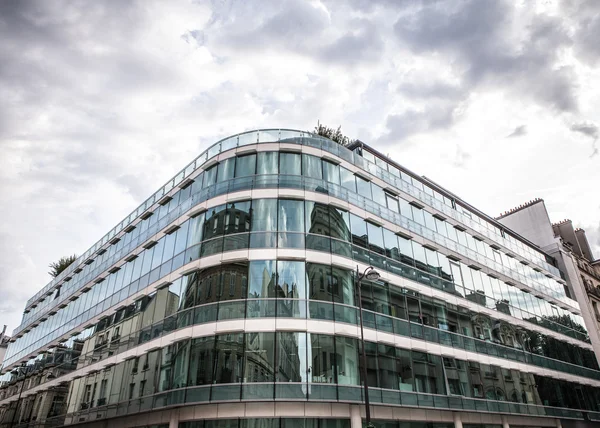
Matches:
[356,265,380,428]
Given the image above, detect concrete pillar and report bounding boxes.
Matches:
[169,410,179,428]
[501,415,509,428]
[453,412,463,428]
[350,405,362,428]
[555,419,562,428]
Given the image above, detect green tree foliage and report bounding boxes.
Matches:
[313,121,355,146]
[48,254,77,278]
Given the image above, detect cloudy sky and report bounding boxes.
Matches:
[1,0,599,334]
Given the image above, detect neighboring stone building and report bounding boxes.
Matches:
[552,220,600,333]
[497,199,600,366]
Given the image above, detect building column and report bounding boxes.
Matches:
[501,415,509,428]
[169,410,179,428]
[555,419,562,428]
[453,412,463,428]
[350,405,362,428]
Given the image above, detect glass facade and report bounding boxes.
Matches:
[1,129,598,428]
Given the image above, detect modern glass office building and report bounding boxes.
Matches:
[1,129,600,428]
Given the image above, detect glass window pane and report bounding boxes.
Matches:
[279,200,304,232]
[277,332,308,382]
[367,222,384,254]
[322,160,340,185]
[257,152,278,175]
[356,176,371,199]
[251,199,277,231]
[350,214,368,248]
[329,207,351,242]
[371,184,386,206]
[203,166,217,187]
[383,228,399,260]
[277,261,307,299]
[340,168,357,192]
[226,200,252,235]
[248,260,276,298]
[412,242,427,271]
[386,194,399,213]
[235,154,256,177]
[203,204,227,240]
[217,158,235,182]
[244,332,275,382]
[309,333,336,383]
[336,336,359,385]
[306,201,330,235]
[280,153,301,176]
[302,154,322,180]
[398,236,414,266]
[214,333,243,383]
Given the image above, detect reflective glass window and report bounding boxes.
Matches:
[367,222,384,254]
[225,200,251,234]
[279,200,304,232]
[188,213,205,247]
[340,168,356,192]
[336,336,360,385]
[349,214,368,248]
[411,242,427,271]
[280,153,301,176]
[302,154,322,180]
[277,261,306,299]
[383,228,399,260]
[203,166,217,187]
[411,206,425,226]
[235,154,256,177]
[309,333,336,383]
[248,260,276,298]
[371,184,386,207]
[203,203,227,241]
[329,207,351,242]
[331,266,354,305]
[244,332,275,382]
[256,152,278,175]
[279,199,305,248]
[356,176,371,199]
[251,199,277,231]
[277,332,308,383]
[398,198,412,220]
[386,194,399,213]
[307,262,329,302]
[305,201,330,236]
[322,160,340,185]
[188,336,215,385]
[397,235,414,266]
[214,333,243,383]
[217,157,235,183]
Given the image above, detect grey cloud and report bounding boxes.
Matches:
[318,20,384,65]
[381,104,457,144]
[393,0,577,113]
[204,0,385,66]
[507,125,527,138]
[562,0,600,65]
[570,122,599,139]
[397,81,463,100]
[570,122,599,158]
[380,78,466,144]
